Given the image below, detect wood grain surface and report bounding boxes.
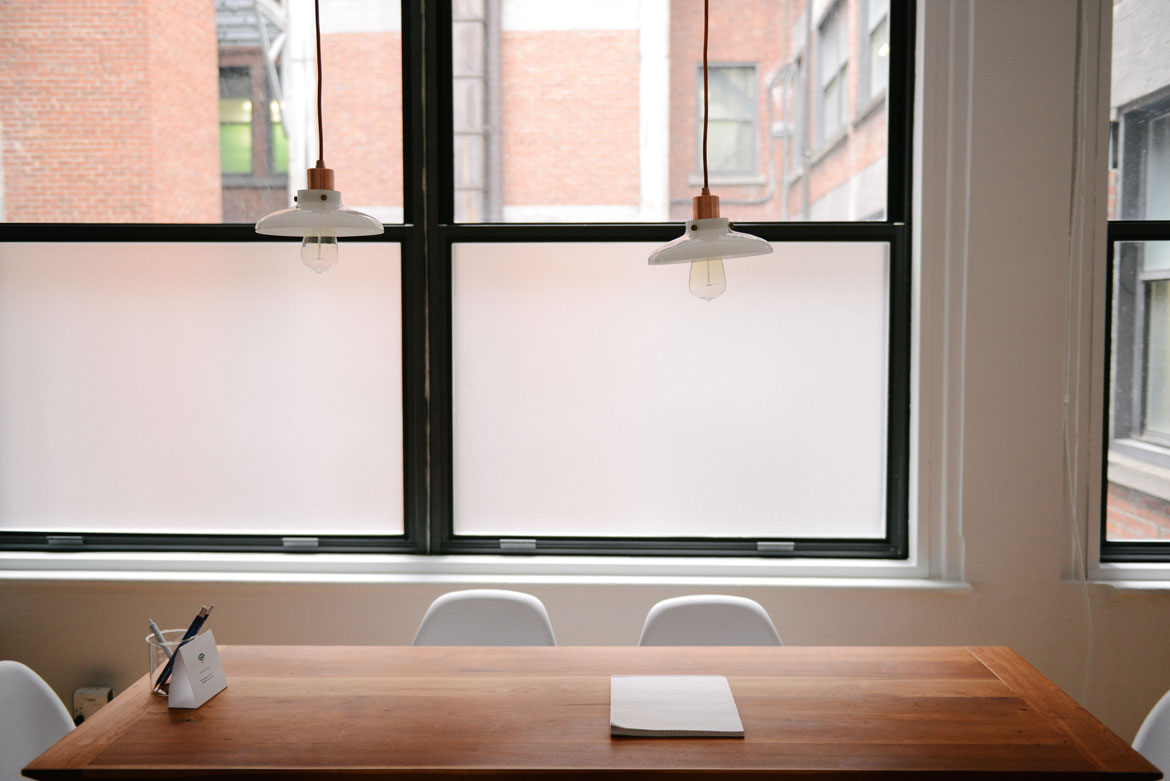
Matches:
[23,646,1161,779]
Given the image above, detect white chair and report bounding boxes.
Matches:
[412,589,557,646]
[637,595,782,646]
[1135,688,1170,774]
[0,661,74,781]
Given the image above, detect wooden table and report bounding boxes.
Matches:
[24,645,1161,779]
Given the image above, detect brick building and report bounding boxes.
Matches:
[452,0,889,223]
[1,0,888,227]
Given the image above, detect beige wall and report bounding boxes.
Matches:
[2,0,1169,749]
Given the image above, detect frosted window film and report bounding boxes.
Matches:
[452,242,888,538]
[0,243,403,535]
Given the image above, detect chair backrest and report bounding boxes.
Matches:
[412,589,557,646]
[1135,688,1170,774]
[638,595,782,646]
[0,661,74,781]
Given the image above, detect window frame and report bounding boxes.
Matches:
[428,0,915,559]
[694,63,759,178]
[1103,221,1170,561]
[0,0,915,561]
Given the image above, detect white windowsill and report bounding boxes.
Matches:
[1088,560,1170,587]
[1090,580,1170,592]
[0,551,969,590]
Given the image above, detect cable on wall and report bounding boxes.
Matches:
[1062,0,1096,705]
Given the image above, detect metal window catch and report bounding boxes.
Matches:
[282,536,320,550]
[500,538,537,552]
[757,541,796,553]
[47,535,84,548]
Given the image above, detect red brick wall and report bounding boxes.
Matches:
[322,31,402,210]
[1107,482,1170,540]
[147,1,221,222]
[669,0,796,222]
[0,0,220,222]
[502,31,640,207]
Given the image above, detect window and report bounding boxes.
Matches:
[219,68,254,175]
[1104,0,1170,557]
[1,0,913,560]
[861,0,890,105]
[696,65,758,177]
[817,2,848,145]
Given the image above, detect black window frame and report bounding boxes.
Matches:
[1103,222,1170,562]
[430,0,914,559]
[0,0,915,560]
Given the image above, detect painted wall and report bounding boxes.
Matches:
[2,0,1169,748]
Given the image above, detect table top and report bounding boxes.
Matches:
[25,645,1161,779]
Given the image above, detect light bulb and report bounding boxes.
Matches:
[300,229,339,273]
[688,257,727,301]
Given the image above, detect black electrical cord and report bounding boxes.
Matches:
[702,0,709,192]
[314,0,324,167]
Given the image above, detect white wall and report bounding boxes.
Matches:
[3,0,1169,744]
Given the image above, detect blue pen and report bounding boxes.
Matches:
[154,604,214,690]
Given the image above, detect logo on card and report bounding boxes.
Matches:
[198,652,206,663]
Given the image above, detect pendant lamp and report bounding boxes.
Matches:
[648,0,771,300]
[255,0,382,272]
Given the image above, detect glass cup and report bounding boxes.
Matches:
[146,628,192,696]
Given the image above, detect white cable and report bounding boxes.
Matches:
[1063,0,1095,704]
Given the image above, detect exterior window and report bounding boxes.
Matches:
[271,100,290,175]
[1,1,912,559]
[219,68,254,174]
[696,65,758,176]
[1104,0,1170,555]
[862,0,890,103]
[817,2,847,145]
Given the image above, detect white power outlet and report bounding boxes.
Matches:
[72,686,113,725]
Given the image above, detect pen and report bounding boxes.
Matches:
[147,618,173,659]
[154,604,214,690]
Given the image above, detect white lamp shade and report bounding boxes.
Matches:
[648,217,772,265]
[255,189,384,238]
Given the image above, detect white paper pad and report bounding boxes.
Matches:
[610,675,744,737]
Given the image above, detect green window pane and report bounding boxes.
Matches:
[272,120,289,175]
[219,97,252,124]
[220,123,253,174]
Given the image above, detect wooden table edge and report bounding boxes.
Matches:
[966,646,1161,779]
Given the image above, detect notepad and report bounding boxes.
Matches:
[609,675,744,738]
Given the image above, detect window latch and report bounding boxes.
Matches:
[46,534,84,549]
[281,536,319,551]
